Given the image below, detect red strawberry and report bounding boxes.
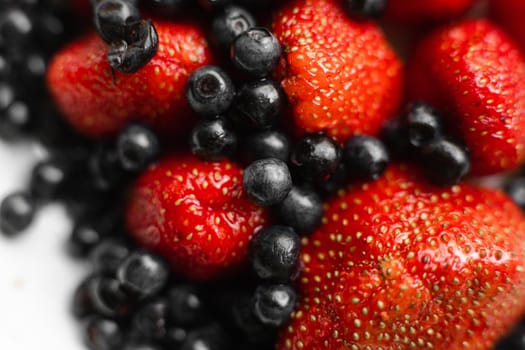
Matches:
[272,0,403,144]
[406,19,525,175]
[278,163,525,350]
[490,0,525,50]
[47,20,213,138]
[385,0,475,22]
[126,154,270,280]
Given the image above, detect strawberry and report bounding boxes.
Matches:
[490,0,525,51]
[125,154,270,280]
[406,19,525,175]
[272,0,403,144]
[385,0,475,23]
[278,163,525,350]
[47,20,213,138]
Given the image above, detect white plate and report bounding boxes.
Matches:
[0,140,86,350]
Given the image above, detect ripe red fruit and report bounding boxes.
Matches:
[126,155,270,281]
[278,163,525,350]
[406,19,525,175]
[47,20,213,138]
[385,0,475,22]
[490,0,525,50]
[272,0,403,144]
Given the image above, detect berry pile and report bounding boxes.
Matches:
[2,0,525,350]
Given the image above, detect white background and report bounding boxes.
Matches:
[0,140,86,349]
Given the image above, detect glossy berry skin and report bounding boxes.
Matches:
[342,135,389,180]
[94,0,140,43]
[107,19,159,74]
[243,130,290,163]
[278,163,525,350]
[88,276,132,318]
[211,5,256,53]
[116,251,169,298]
[190,117,237,161]
[185,66,235,117]
[90,240,130,276]
[29,159,73,201]
[230,79,283,130]
[73,275,97,319]
[231,27,281,78]
[420,139,470,186]
[407,20,525,175]
[276,186,323,234]
[272,0,403,143]
[0,8,34,50]
[249,225,300,281]
[243,158,292,207]
[0,191,36,236]
[343,0,387,18]
[167,284,208,326]
[505,177,525,211]
[116,123,160,172]
[132,299,170,340]
[404,102,443,148]
[47,21,213,138]
[253,284,296,327]
[385,0,475,22]
[291,133,341,181]
[84,316,124,350]
[126,155,269,280]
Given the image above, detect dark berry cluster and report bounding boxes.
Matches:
[382,102,471,186]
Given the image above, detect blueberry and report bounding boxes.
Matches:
[420,139,470,186]
[108,20,158,74]
[0,100,35,140]
[249,225,300,281]
[380,117,411,159]
[230,79,283,130]
[343,135,389,180]
[73,275,97,319]
[0,8,33,50]
[0,83,15,111]
[84,316,124,350]
[317,163,350,196]
[230,27,281,78]
[252,284,296,327]
[88,276,133,318]
[186,66,235,117]
[117,251,169,298]
[67,208,122,258]
[0,191,36,236]
[90,239,130,276]
[29,158,74,201]
[505,177,525,210]
[180,325,230,350]
[94,0,141,43]
[190,117,237,161]
[211,5,256,53]
[197,0,232,11]
[132,298,170,340]
[167,284,208,327]
[243,158,292,206]
[291,133,341,181]
[343,0,387,18]
[276,186,323,234]
[242,129,290,163]
[232,294,276,340]
[117,123,160,172]
[404,102,443,147]
[164,327,188,348]
[147,0,189,14]
[89,144,127,191]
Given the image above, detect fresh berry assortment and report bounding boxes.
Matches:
[3,1,525,350]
